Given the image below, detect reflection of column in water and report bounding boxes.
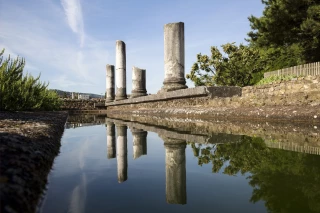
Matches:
[106,122,116,159]
[116,125,128,183]
[131,128,148,159]
[163,137,187,205]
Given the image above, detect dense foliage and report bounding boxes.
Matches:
[0,49,61,111]
[186,43,264,87]
[188,136,320,212]
[187,0,320,87]
[248,0,320,63]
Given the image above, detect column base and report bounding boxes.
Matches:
[115,96,127,101]
[115,88,127,100]
[158,83,188,93]
[130,90,147,98]
[105,98,115,103]
[158,77,188,93]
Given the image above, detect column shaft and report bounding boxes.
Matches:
[115,40,127,100]
[131,67,147,98]
[106,64,115,102]
[160,22,187,92]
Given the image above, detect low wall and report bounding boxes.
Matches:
[107,75,320,111]
[105,86,241,106]
[239,75,320,107]
[61,99,105,110]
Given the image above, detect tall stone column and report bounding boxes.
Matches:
[160,22,187,93]
[115,40,127,100]
[106,64,115,103]
[106,122,116,159]
[131,128,148,159]
[161,136,187,204]
[116,124,128,183]
[131,67,147,98]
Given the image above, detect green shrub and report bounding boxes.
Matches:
[256,75,298,86]
[0,49,61,111]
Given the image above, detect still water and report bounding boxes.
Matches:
[40,115,320,213]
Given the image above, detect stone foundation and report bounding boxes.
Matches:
[107,76,320,110]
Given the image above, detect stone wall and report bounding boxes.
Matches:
[107,75,320,111]
[61,99,105,110]
[239,75,320,107]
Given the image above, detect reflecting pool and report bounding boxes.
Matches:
[40,114,320,213]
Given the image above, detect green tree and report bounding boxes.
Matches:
[0,49,61,111]
[186,43,264,87]
[247,0,320,63]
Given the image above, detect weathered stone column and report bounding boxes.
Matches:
[161,136,187,204]
[131,67,147,98]
[131,128,148,159]
[115,40,127,100]
[160,22,187,92]
[116,124,128,183]
[106,122,116,159]
[105,64,115,103]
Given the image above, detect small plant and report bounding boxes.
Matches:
[256,74,298,85]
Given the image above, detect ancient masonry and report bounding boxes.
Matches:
[105,22,190,105]
[160,22,187,92]
[115,40,127,100]
[106,65,115,103]
[103,21,243,108]
[131,67,147,98]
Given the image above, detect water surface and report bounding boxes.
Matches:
[40,115,320,213]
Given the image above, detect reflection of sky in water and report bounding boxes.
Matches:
[41,124,266,213]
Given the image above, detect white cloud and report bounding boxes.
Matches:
[61,0,85,47]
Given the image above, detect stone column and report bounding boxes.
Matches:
[131,128,148,159]
[131,67,147,98]
[106,122,116,159]
[160,22,187,93]
[161,136,187,204]
[116,124,128,183]
[106,64,115,103]
[115,40,127,100]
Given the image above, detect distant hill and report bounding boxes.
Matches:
[50,89,103,99]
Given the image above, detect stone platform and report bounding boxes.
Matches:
[105,86,241,106]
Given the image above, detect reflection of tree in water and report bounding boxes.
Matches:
[188,136,320,213]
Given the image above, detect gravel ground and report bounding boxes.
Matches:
[0,111,68,213]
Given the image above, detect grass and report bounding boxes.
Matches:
[256,74,299,85]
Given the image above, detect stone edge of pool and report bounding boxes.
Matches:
[0,111,68,213]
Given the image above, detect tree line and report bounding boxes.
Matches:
[187,0,320,87]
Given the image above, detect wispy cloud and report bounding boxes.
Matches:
[61,0,85,47]
[0,0,113,93]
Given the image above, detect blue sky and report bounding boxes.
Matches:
[0,0,264,95]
